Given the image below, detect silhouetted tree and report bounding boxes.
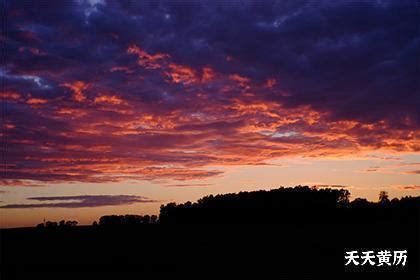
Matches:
[398,196,420,207]
[45,221,58,228]
[98,214,156,226]
[65,220,78,227]
[379,191,390,204]
[99,215,122,226]
[39,220,78,229]
[150,215,158,223]
[36,223,45,229]
[30,187,420,229]
[350,198,372,207]
[159,186,352,224]
[142,215,151,224]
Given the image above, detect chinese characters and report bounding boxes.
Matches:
[344,249,407,267]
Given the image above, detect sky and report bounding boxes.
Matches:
[0,0,419,228]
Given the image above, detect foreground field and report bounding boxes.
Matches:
[2,209,418,279]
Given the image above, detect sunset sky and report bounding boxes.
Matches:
[1,0,419,228]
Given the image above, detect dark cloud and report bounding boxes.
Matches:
[0,195,158,208]
[1,0,418,185]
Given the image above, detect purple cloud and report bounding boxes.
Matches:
[0,195,158,208]
[1,0,418,186]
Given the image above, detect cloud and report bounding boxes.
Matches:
[312,184,351,189]
[0,180,46,187]
[359,162,420,174]
[402,170,420,175]
[164,183,212,187]
[0,195,158,209]
[1,0,418,185]
[395,185,420,190]
[362,167,385,173]
[26,98,48,105]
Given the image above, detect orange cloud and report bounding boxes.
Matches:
[0,91,22,101]
[229,74,250,87]
[202,67,215,83]
[0,179,45,187]
[127,45,169,69]
[2,123,15,129]
[55,107,88,116]
[166,63,198,85]
[94,95,124,105]
[61,81,88,102]
[2,93,417,185]
[264,78,276,88]
[26,98,48,105]
[402,170,420,175]
[2,49,418,187]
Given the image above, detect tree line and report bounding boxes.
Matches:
[36,186,420,227]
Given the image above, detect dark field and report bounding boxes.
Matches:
[2,209,419,279]
[1,187,419,279]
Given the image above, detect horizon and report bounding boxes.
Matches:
[1,0,419,228]
[1,185,417,229]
